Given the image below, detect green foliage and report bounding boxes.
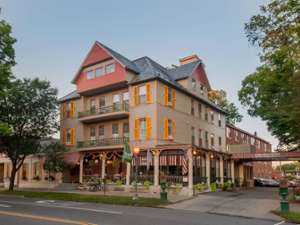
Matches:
[222,181,233,191]
[239,0,300,150]
[0,19,17,136]
[0,78,58,190]
[193,182,208,192]
[276,162,300,172]
[208,89,243,125]
[175,183,183,193]
[43,141,68,177]
[210,183,217,192]
[143,180,152,190]
[115,180,123,186]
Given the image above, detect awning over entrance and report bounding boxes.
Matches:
[64,151,80,166]
[232,151,300,161]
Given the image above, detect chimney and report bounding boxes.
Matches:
[179,54,200,65]
[254,131,257,137]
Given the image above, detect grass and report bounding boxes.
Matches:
[273,211,300,223]
[0,190,167,207]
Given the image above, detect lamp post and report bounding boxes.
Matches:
[133,147,140,200]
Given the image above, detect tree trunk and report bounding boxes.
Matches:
[8,165,17,191]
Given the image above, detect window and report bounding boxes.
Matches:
[113,94,121,110]
[205,107,208,121]
[198,129,203,147]
[218,136,222,146]
[66,128,72,145]
[191,78,196,90]
[168,119,173,139]
[191,99,194,115]
[205,131,209,147]
[99,96,105,108]
[86,70,94,80]
[210,134,215,147]
[95,67,105,77]
[105,63,115,74]
[198,103,202,118]
[139,85,146,104]
[90,127,96,142]
[218,113,222,127]
[139,118,146,140]
[123,92,129,102]
[90,99,96,112]
[191,127,195,145]
[112,124,119,137]
[123,122,129,137]
[210,111,214,123]
[99,125,105,138]
[66,102,71,118]
[167,86,172,104]
[226,128,230,138]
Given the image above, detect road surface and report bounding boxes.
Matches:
[0,195,293,225]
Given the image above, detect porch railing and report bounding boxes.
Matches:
[193,176,207,184]
[78,102,129,118]
[130,175,154,184]
[77,137,129,148]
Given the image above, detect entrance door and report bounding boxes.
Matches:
[0,164,4,183]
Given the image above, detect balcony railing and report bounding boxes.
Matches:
[77,137,129,148]
[78,103,129,118]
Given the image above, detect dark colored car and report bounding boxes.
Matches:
[254,178,279,187]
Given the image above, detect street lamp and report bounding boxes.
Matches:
[133,147,140,200]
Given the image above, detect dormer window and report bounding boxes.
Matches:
[105,63,115,74]
[86,70,94,80]
[191,78,196,90]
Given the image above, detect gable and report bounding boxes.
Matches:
[82,43,112,67]
[193,64,211,91]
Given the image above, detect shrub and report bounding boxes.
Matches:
[175,183,183,193]
[143,180,152,190]
[116,180,123,186]
[210,183,217,192]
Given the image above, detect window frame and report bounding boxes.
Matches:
[86,70,94,80]
[105,63,115,74]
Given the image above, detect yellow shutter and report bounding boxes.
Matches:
[172,120,176,138]
[134,118,140,140]
[62,103,66,119]
[70,128,75,145]
[70,101,75,118]
[164,85,168,106]
[164,118,168,139]
[172,89,176,108]
[62,129,66,144]
[146,117,152,140]
[134,86,139,105]
[146,82,152,104]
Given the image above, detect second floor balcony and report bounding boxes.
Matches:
[77,137,129,150]
[78,103,129,123]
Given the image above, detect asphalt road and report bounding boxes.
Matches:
[0,195,293,225]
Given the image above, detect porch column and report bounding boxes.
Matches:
[238,164,244,186]
[101,158,106,179]
[220,156,224,185]
[205,153,211,186]
[154,150,159,187]
[188,148,193,195]
[126,162,131,186]
[231,160,235,183]
[79,155,83,184]
[28,159,32,181]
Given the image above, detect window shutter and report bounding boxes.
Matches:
[70,101,75,118]
[134,118,140,140]
[62,129,66,144]
[164,85,168,106]
[172,120,176,138]
[146,83,152,104]
[70,128,75,145]
[164,118,168,139]
[146,117,152,140]
[134,86,139,105]
[62,103,66,119]
[172,89,176,108]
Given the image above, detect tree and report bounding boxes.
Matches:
[208,89,243,125]
[43,141,68,182]
[0,78,58,191]
[239,0,300,151]
[0,19,16,135]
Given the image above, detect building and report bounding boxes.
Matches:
[59,41,235,195]
[226,124,273,179]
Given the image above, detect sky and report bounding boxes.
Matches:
[0,0,278,148]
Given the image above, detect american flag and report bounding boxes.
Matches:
[181,155,188,175]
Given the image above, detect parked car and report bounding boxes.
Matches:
[288,180,300,188]
[254,178,279,187]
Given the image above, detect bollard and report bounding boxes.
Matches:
[279,179,289,213]
[160,182,168,201]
